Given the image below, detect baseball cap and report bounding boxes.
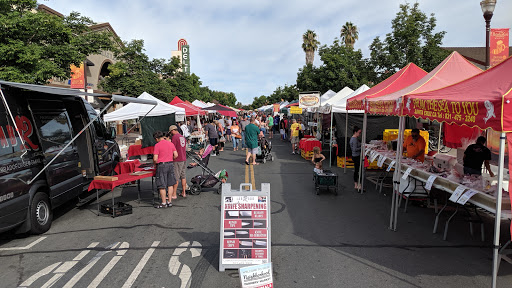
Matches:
[169,125,178,131]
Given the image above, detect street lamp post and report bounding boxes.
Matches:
[480,0,497,69]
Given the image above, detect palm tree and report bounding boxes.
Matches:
[302,30,319,65]
[340,22,359,49]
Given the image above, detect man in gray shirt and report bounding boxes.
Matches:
[240,116,250,149]
[204,119,219,156]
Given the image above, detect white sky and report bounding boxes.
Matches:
[43,0,512,104]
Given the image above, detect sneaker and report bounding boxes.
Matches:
[167,202,173,207]
[291,152,295,155]
[211,153,217,157]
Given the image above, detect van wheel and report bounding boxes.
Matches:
[29,192,52,234]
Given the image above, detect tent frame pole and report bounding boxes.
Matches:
[344,111,348,174]
[491,132,506,288]
[359,111,367,193]
[437,122,442,153]
[393,116,406,231]
[389,116,403,230]
[330,106,333,167]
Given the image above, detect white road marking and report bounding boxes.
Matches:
[88,242,129,288]
[121,241,160,288]
[18,262,61,287]
[62,242,117,288]
[0,237,47,251]
[169,241,203,288]
[18,242,99,288]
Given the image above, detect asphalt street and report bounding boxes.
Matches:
[1,137,512,287]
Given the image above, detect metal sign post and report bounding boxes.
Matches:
[219,183,271,272]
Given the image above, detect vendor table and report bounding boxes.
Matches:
[368,149,511,240]
[127,145,154,157]
[88,170,155,217]
[114,159,141,174]
[299,138,321,151]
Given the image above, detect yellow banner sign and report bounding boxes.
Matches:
[290,106,303,114]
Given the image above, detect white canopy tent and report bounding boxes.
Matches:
[103,92,185,122]
[321,87,354,107]
[319,89,336,104]
[191,100,208,108]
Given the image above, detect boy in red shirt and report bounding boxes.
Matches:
[169,125,188,198]
[153,131,178,208]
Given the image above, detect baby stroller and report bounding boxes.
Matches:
[187,145,227,195]
[256,136,274,163]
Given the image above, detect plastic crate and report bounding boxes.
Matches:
[337,156,354,168]
[301,150,314,160]
[383,129,399,141]
[100,202,133,217]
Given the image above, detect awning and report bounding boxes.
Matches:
[346,63,427,110]
[367,52,483,115]
[404,55,512,131]
[202,104,238,118]
[170,96,206,116]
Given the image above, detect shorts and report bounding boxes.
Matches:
[156,162,176,189]
[291,136,299,144]
[209,137,218,146]
[173,161,186,180]
[248,147,259,155]
[280,129,285,135]
[226,129,231,135]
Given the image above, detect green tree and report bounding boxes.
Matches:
[0,0,116,84]
[297,39,375,94]
[340,22,359,49]
[302,30,320,65]
[369,2,449,81]
[99,39,171,100]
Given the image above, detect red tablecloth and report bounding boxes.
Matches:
[127,145,154,157]
[302,135,315,139]
[88,171,155,191]
[114,160,141,174]
[299,138,321,151]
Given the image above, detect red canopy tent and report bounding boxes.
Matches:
[346,63,427,111]
[202,104,237,118]
[404,56,512,286]
[367,52,482,115]
[170,96,206,116]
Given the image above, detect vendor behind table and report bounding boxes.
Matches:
[403,128,426,162]
[463,136,494,177]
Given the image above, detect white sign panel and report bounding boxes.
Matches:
[377,156,386,167]
[239,263,273,288]
[449,186,467,202]
[387,160,396,172]
[299,92,321,108]
[402,167,413,180]
[425,175,437,191]
[220,183,271,271]
[457,190,479,205]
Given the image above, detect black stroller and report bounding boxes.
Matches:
[187,145,224,195]
[256,136,274,163]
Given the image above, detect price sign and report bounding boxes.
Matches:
[402,167,413,180]
[425,175,437,191]
[457,190,479,205]
[370,152,379,163]
[365,149,371,156]
[386,160,396,172]
[377,156,386,167]
[449,186,467,202]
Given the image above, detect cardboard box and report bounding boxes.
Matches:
[94,176,119,181]
[134,139,142,146]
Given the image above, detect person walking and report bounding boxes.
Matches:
[350,126,362,191]
[231,120,241,151]
[267,113,274,138]
[216,120,225,152]
[153,131,178,208]
[169,126,188,198]
[225,117,232,142]
[290,119,301,154]
[244,117,260,165]
[204,119,218,156]
[240,115,250,149]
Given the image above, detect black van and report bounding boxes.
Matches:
[0,81,151,234]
